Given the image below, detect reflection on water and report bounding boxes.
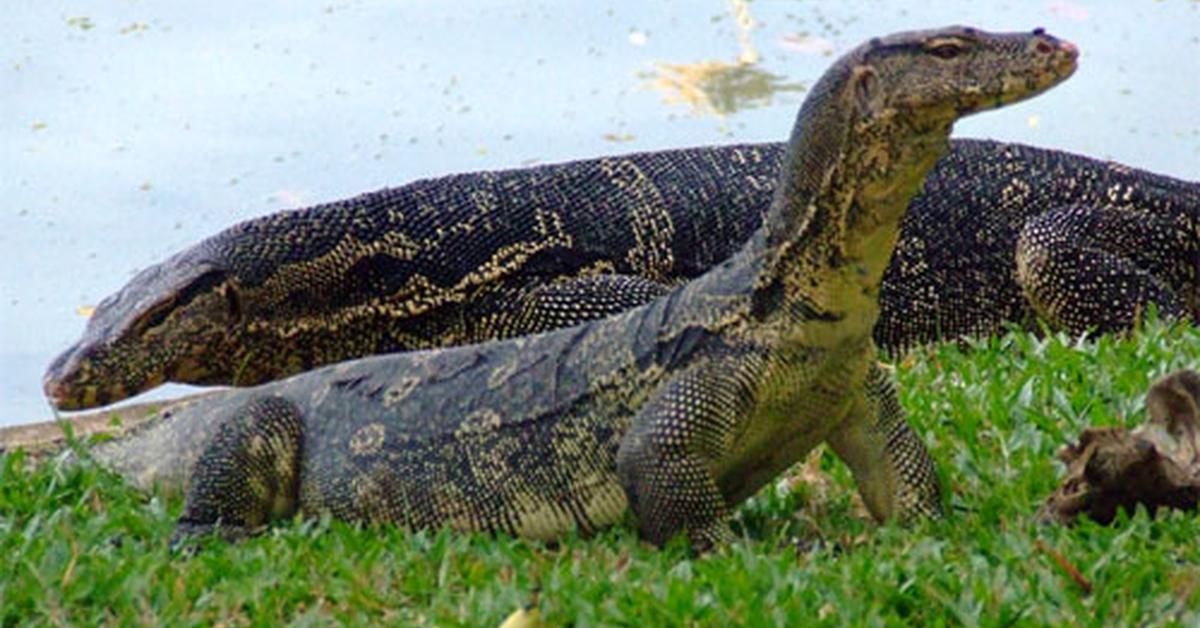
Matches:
[644,0,804,117]
[2,1,1198,426]
[645,61,805,117]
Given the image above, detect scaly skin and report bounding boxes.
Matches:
[150,26,1075,550]
[43,140,1199,412]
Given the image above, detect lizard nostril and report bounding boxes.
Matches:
[1036,41,1053,55]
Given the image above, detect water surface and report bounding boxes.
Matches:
[2,1,1197,425]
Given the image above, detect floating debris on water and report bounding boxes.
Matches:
[644,61,804,117]
[65,16,95,31]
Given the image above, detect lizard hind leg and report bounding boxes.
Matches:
[1015,205,1195,335]
[172,396,305,548]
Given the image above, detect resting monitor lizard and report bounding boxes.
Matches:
[44,137,1198,412]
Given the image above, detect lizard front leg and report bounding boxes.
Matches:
[172,396,305,546]
[616,352,762,553]
[499,274,672,334]
[825,363,942,522]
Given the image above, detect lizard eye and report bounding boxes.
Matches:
[128,269,230,334]
[128,298,177,335]
[928,42,966,59]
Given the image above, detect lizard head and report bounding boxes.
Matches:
[764,26,1077,283]
[43,248,247,410]
[43,201,440,410]
[844,26,1078,132]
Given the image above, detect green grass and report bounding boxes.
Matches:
[3,321,1200,625]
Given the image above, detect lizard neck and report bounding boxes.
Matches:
[748,75,954,340]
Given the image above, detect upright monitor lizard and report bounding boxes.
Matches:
[44,129,1198,414]
[133,26,1075,550]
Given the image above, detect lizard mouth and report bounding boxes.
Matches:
[43,344,151,411]
[1040,34,1079,85]
[42,346,87,409]
[43,375,107,412]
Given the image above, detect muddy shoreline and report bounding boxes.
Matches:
[0,394,213,466]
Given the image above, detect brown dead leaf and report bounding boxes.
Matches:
[1039,369,1200,525]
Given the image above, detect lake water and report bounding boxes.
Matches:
[2,1,1197,426]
